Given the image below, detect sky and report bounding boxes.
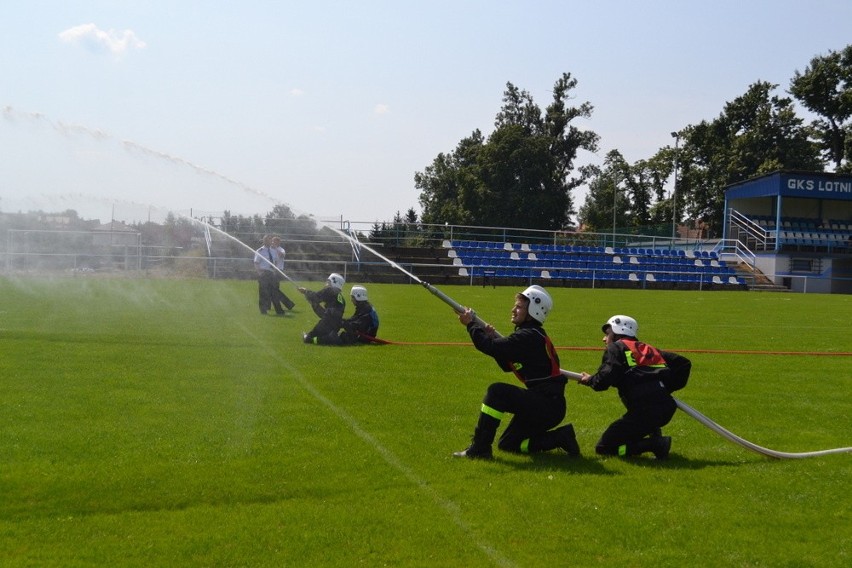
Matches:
[1,0,851,227]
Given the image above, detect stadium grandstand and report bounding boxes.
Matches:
[434,170,851,294]
[723,170,852,294]
[443,240,744,290]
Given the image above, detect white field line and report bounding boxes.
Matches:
[236,322,516,568]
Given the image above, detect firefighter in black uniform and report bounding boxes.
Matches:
[298,273,346,344]
[579,315,691,460]
[315,285,380,345]
[453,285,580,460]
[340,285,379,343]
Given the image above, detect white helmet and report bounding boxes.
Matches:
[327,273,345,290]
[350,285,368,302]
[603,315,638,337]
[520,285,552,324]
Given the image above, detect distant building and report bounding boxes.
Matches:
[93,221,140,247]
[37,213,73,226]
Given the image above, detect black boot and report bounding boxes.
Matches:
[652,436,672,460]
[452,441,493,459]
[630,436,671,460]
[526,424,580,456]
[556,424,581,456]
[453,417,498,459]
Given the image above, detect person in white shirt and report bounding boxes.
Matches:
[253,235,283,315]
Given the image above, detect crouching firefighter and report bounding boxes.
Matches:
[453,285,580,460]
[315,285,380,345]
[579,315,691,460]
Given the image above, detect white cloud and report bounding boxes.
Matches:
[58,23,146,55]
[290,88,305,97]
[373,104,390,116]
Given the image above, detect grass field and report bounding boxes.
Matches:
[0,276,849,567]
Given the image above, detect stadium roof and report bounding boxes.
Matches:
[724,170,852,201]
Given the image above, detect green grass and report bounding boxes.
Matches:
[0,277,849,566]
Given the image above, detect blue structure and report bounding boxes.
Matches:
[723,170,852,293]
[444,240,745,290]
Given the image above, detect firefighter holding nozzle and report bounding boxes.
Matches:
[453,285,580,460]
[299,273,346,344]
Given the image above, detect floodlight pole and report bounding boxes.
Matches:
[611,171,618,248]
[671,131,680,242]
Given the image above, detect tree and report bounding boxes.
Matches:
[415,131,485,226]
[477,124,558,228]
[162,212,195,253]
[631,150,673,228]
[789,44,852,172]
[404,208,418,225]
[578,150,629,232]
[579,149,673,235]
[417,73,598,230]
[366,209,425,246]
[264,203,297,239]
[677,81,821,233]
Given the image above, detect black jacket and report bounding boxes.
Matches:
[586,337,691,406]
[344,301,379,338]
[467,320,567,394]
[304,286,345,318]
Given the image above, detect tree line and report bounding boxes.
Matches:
[414,45,852,239]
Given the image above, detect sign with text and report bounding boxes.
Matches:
[782,173,852,200]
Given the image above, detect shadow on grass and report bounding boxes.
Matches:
[491,453,615,475]
[490,451,745,474]
[614,453,747,470]
[646,453,747,469]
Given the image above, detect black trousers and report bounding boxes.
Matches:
[257,271,277,313]
[595,395,677,455]
[306,312,343,340]
[480,382,566,453]
[272,275,295,310]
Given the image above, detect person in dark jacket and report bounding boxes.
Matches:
[579,315,691,460]
[298,273,346,344]
[340,285,379,343]
[315,285,380,345]
[453,285,580,460]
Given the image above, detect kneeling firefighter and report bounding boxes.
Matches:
[579,315,691,459]
[453,285,580,460]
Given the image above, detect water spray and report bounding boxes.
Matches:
[181,214,300,289]
[3,105,281,206]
